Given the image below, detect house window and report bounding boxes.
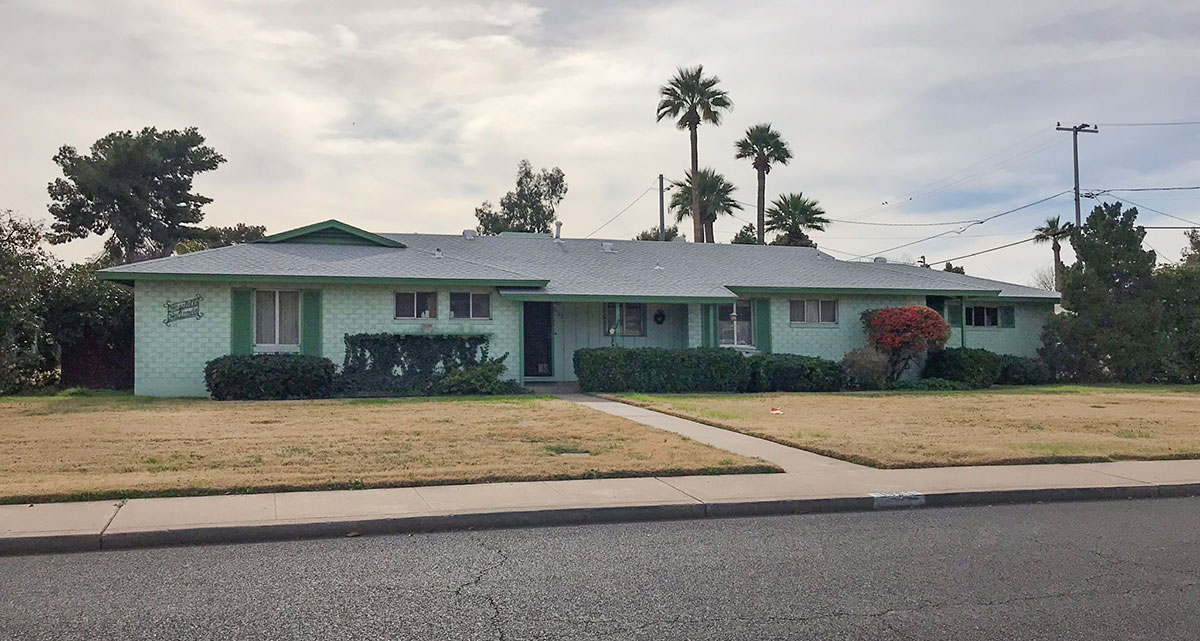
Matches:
[964,305,1015,328]
[395,292,437,319]
[789,299,838,324]
[718,300,754,346]
[449,292,491,319]
[604,303,647,337]
[255,290,300,346]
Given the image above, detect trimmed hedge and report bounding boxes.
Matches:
[574,347,748,393]
[434,359,524,396]
[573,348,844,393]
[204,354,336,401]
[922,347,1003,389]
[746,354,845,392]
[997,354,1054,385]
[338,333,501,397]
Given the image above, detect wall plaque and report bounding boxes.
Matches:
[164,295,204,325]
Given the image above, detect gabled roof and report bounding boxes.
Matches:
[98,220,1059,301]
[254,219,405,248]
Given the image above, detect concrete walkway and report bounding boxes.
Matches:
[561,394,862,473]
[4,395,1200,555]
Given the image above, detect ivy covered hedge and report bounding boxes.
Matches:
[204,354,336,401]
[338,333,517,397]
[573,348,844,393]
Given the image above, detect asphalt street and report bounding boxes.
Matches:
[3,497,1199,640]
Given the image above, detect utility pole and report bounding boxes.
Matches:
[658,174,666,241]
[1055,122,1099,228]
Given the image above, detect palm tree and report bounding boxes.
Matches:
[656,65,733,243]
[669,168,743,243]
[765,193,829,247]
[734,124,792,244]
[1033,215,1074,291]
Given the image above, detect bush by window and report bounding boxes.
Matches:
[789,299,838,324]
[205,353,335,400]
[395,292,437,319]
[604,303,646,336]
[922,347,1003,388]
[450,292,491,319]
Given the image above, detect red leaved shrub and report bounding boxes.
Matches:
[861,306,951,381]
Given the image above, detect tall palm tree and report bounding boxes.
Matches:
[1033,215,1074,292]
[765,193,829,247]
[669,168,743,243]
[734,123,792,244]
[656,65,732,243]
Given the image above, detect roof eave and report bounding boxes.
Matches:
[96,272,549,288]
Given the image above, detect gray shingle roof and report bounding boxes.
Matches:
[100,230,1059,301]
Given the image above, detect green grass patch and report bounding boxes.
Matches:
[544,444,589,455]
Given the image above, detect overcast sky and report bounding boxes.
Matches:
[3,0,1198,284]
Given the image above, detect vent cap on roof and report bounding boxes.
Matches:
[873,256,888,263]
[600,241,616,253]
[463,229,478,239]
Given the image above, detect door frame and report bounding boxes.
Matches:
[522,301,554,381]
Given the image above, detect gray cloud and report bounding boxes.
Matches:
[1,0,1197,282]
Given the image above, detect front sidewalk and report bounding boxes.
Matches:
[5,458,1200,555]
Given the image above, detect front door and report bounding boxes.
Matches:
[524,302,553,378]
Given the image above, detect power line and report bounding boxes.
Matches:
[585,181,657,238]
[848,191,1071,260]
[1095,121,1200,127]
[1090,193,1200,226]
[1093,186,1200,193]
[927,237,1038,265]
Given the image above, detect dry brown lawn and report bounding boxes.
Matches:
[0,393,773,503]
[616,386,1200,468]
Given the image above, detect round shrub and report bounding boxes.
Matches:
[922,347,1002,389]
[996,355,1053,385]
[204,354,336,400]
[862,306,952,381]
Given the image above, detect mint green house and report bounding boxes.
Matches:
[99,220,1059,397]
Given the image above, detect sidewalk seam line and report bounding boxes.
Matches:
[653,477,707,505]
[1074,466,1157,485]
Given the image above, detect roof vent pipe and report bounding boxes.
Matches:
[554,220,562,239]
[434,248,444,259]
[600,241,615,253]
[463,229,478,240]
[873,256,887,263]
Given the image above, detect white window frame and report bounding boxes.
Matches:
[718,300,754,347]
[395,291,438,319]
[965,305,999,328]
[789,299,839,325]
[254,289,301,351]
[449,292,492,320]
[604,303,647,337]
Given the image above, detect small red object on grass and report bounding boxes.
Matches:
[770,408,783,415]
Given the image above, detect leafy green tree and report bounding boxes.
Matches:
[0,211,56,392]
[1181,229,1200,265]
[943,262,965,274]
[734,123,791,244]
[475,160,567,236]
[633,225,679,241]
[765,193,829,247]
[1033,215,1074,292]
[176,223,267,254]
[1157,260,1200,382]
[47,127,226,264]
[1041,202,1164,382]
[730,223,758,245]
[656,65,732,243]
[668,169,742,243]
[40,263,133,389]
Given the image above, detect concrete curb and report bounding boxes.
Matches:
[4,482,1197,556]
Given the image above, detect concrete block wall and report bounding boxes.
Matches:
[768,294,925,360]
[133,281,520,397]
[948,301,1055,358]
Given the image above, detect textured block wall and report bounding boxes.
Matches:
[133,281,232,397]
[133,281,520,396]
[769,294,925,360]
[947,301,1054,358]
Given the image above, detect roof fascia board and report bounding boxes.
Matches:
[497,292,735,303]
[254,219,405,248]
[726,286,1001,297]
[96,272,548,287]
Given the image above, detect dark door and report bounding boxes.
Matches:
[524,302,553,377]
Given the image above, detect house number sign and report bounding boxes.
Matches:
[164,295,204,325]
